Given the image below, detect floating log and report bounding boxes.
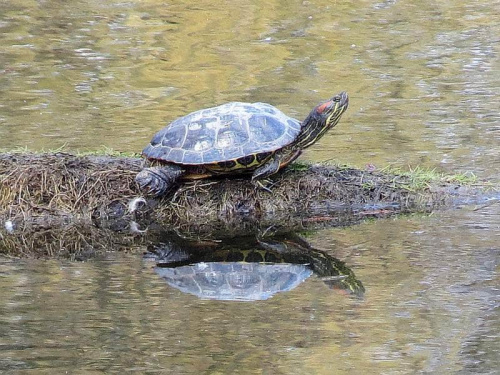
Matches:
[0,152,495,257]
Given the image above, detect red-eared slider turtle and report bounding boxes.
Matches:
[136,92,349,196]
[155,262,312,301]
[146,232,365,301]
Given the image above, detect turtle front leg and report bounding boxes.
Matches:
[251,150,301,191]
[135,164,185,197]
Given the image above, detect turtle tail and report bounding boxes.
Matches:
[135,165,184,197]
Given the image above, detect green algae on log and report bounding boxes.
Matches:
[0,152,493,244]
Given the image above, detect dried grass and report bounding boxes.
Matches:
[0,152,486,257]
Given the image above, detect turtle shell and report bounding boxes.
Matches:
[142,102,301,165]
[154,262,312,301]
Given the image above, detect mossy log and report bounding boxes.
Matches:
[0,152,494,257]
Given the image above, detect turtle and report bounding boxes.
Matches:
[136,91,349,196]
[145,232,365,301]
[154,262,312,301]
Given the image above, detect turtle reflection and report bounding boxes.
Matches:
[145,233,364,301]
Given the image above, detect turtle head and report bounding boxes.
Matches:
[314,91,349,125]
[295,91,349,149]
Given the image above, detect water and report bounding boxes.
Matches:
[1,0,499,373]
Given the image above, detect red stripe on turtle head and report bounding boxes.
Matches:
[316,100,333,114]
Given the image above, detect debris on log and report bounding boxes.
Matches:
[0,152,496,257]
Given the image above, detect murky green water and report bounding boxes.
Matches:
[1,0,499,373]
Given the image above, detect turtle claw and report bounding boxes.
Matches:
[253,179,274,193]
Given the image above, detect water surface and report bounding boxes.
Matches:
[1,0,499,373]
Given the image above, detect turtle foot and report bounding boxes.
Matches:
[135,165,183,198]
[252,179,274,193]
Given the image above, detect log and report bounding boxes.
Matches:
[0,152,495,257]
